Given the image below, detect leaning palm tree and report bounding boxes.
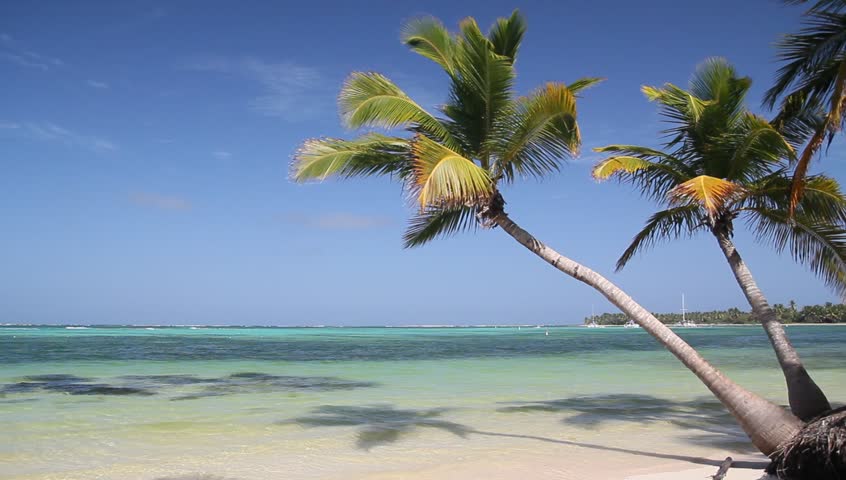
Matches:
[594,58,846,421]
[765,0,846,212]
[291,12,804,455]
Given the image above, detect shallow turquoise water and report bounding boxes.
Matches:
[1,325,844,479]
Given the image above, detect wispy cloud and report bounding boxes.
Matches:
[280,212,391,230]
[86,80,109,89]
[212,150,232,160]
[0,33,64,71]
[129,192,192,211]
[1,121,117,152]
[185,56,329,120]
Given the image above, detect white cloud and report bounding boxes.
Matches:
[280,212,391,230]
[185,56,328,120]
[0,35,63,71]
[2,121,117,152]
[129,192,192,211]
[212,150,232,159]
[87,80,109,89]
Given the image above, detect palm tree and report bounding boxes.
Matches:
[594,58,846,421]
[290,12,804,454]
[765,0,846,212]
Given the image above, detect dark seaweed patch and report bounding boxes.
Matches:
[1,375,155,396]
[24,374,90,383]
[170,373,377,401]
[44,384,155,396]
[1,372,374,400]
[119,374,220,385]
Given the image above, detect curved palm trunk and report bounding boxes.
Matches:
[713,229,831,421]
[494,213,803,455]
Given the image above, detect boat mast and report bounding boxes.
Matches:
[681,293,686,323]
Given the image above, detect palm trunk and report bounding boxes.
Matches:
[713,228,831,421]
[494,212,803,455]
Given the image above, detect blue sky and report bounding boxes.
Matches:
[2,0,844,325]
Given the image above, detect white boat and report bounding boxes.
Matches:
[585,305,604,328]
[675,294,697,327]
[624,319,640,328]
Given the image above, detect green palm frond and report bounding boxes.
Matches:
[592,145,691,201]
[494,82,580,181]
[444,18,515,159]
[765,7,846,106]
[411,134,492,208]
[487,9,526,63]
[403,205,477,248]
[744,173,846,223]
[747,207,846,296]
[689,58,751,120]
[728,114,796,181]
[292,134,410,182]
[567,77,605,95]
[784,1,846,11]
[616,205,705,271]
[339,72,454,145]
[771,92,827,148]
[401,17,457,73]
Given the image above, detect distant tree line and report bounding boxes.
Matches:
[585,302,846,325]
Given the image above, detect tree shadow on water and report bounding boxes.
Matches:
[281,403,768,469]
[281,405,470,450]
[498,393,756,453]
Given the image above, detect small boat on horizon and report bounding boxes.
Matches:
[675,294,697,328]
[585,305,605,328]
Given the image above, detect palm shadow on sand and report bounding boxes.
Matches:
[280,404,470,450]
[498,393,757,454]
[282,399,768,469]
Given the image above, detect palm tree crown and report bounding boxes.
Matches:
[766,0,846,211]
[594,58,846,295]
[291,10,601,247]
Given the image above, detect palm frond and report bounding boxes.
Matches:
[642,83,712,131]
[493,82,580,181]
[292,134,410,182]
[771,92,827,148]
[411,134,492,208]
[592,145,691,200]
[741,172,846,223]
[616,205,704,270]
[669,175,744,217]
[567,77,605,95]
[764,9,846,108]
[487,9,526,63]
[689,58,751,118]
[401,17,457,73]
[444,17,515,159]
[784,1,846,12]
[403,205,477,248]
[339,72,453,144]
[592,156,651,181]
[728,114,796,181]
[791,122,828,214]
[747,207,846,297]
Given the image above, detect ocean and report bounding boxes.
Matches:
[2,325,844,480]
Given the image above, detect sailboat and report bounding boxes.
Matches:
[675,294,697,327]
[585,305,604,328]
